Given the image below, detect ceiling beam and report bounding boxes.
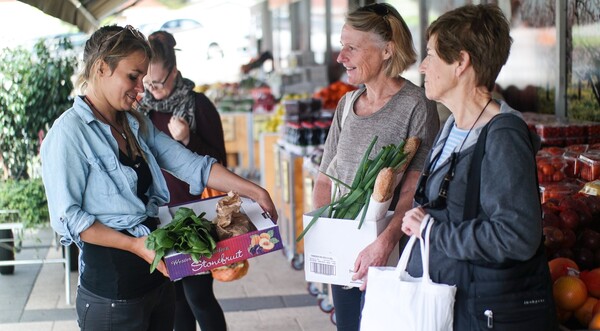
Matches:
[67,0,99,29]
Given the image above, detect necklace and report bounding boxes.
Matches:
[84,96,127,141]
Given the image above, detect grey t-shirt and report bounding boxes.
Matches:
[319,80,440,196]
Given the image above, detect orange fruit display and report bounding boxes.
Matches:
[553,275,588,311]
[580,268,600,299]
[574,296,598,327]
[589,312,600,330]
[594,300,600,316]
[549,257,579,283]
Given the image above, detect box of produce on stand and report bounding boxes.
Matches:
[536,122,566,147]
[540,180,583,204]
[579,152,600,182]
[151,193,282,281]
[537,155,568,183]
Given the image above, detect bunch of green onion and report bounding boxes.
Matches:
[296,136,408,242]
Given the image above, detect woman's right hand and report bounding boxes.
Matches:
[206,163,279,223]
[255,188,278,223]
[132,236,170,278]
[168,116,191,145]
[402,207,427,238]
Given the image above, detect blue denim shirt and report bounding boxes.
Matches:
[41,96,216,247]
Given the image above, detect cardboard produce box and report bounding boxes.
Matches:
[302,209,398,287]
[157,196,282,281]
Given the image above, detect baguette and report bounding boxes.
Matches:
[372,167,395,202]
[397,137,421,173]
[372,137,421,203]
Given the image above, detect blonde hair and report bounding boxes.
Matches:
[346,3,417,77]
[77,25,153,157]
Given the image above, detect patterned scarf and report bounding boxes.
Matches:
[138,71,197,132]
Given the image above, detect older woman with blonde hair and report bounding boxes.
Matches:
[312,3,439,330]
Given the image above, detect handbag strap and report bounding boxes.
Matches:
[463,113,536,220]
[462,113,541,267]
[395,215,435,282]
[340,89,361,128]
[329,89,361,199]
[420,216,434,282]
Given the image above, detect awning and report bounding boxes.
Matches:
[18,0,140,33]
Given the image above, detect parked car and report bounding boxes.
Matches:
[157,18,223,60]
[136,18,251,84]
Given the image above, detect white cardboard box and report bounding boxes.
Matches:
[157,196,282,281]
[302,209,399,287]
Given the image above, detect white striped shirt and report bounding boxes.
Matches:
[435,125,469,169]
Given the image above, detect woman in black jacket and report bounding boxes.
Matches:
[401,4,558,330]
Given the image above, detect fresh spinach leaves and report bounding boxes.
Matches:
[145,207,217,273]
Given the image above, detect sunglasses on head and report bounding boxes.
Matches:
[414,151,458,210]
[358,3,390,17]
[99,25,145,51]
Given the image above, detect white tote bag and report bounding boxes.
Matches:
[360,216,456,331]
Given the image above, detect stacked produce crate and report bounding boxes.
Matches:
[523,113,600,330]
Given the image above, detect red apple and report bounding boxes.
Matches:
[560,197,581,212]
[562,228,577,249]
[575,247,596,270]
[581,229,600,251]
[543,226,564,248]
[560,209,580,230]
[542,212,561,228]
[573,197,593,228]
[553,247,575,260]
[543,199,562,212]
[583,195,600,217]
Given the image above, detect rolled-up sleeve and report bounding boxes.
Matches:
[41,122,96,247]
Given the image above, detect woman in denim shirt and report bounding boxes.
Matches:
[40,25,277,331]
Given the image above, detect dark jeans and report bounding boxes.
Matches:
[331,285,365,331]
[174,273,227,331]
[76,281,175,331]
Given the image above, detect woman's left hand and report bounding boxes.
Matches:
[168,116,191,145]
[402,207,427,238]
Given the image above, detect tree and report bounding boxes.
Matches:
[0,38,77,180]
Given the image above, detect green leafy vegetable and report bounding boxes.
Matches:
[145,207,218,273]
[296,136,408,242]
